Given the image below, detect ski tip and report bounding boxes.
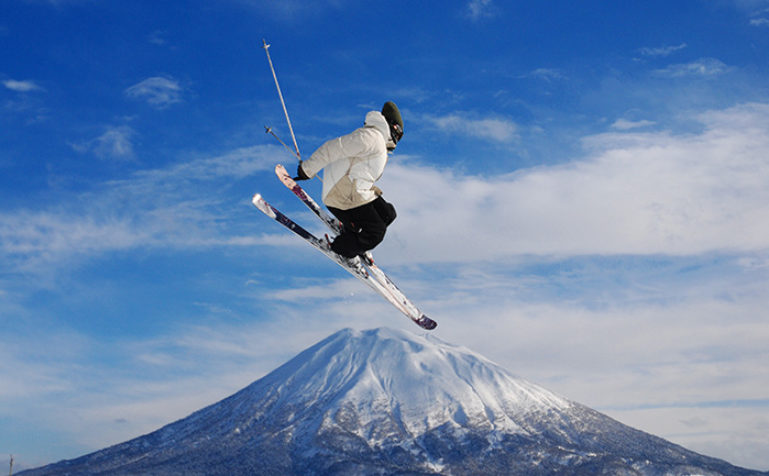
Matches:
[252,193,262,205]
[417,315,437,331]
[275,164,296,186]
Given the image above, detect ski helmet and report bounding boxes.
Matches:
[381,101,404,146]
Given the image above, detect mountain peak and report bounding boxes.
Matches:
[270,326,572,438]
[22,327,765,476]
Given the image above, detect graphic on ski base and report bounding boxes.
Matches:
[252,165,437,330]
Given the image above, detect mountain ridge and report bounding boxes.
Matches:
[21,327,767,475]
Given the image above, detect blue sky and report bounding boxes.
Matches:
[2,0,769,471]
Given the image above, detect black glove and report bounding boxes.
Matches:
[294,162,310,181]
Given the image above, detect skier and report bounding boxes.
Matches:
[294,101,404,260]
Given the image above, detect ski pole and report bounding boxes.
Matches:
[265,126,323,183]
[264,126,298,158]
[262,39,300,160]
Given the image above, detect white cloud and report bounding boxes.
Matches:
[527,68,565,82]
[0,312,357,462]
[0,144,281,275]
[0,209,162,281]
[2,79,43,92]
[729,0,769,11]
[430,293,769,470]
[7,262,768,469]
[653,58,729,77]
[148,30,168,45]
[2,80,48,122]
[124,76,182,109]
[611,118,656,130]
[639,43,687,57]
[750,17,769,25]
[133,144,277,182]
[269,278,365,301]
[610,406,769,471]
[426,113,518,143]
[71,125,136,159]
[380,102,769,264]
[466,0,495,20]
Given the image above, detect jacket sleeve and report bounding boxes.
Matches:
[301,128,372,178]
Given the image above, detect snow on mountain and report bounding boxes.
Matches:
[21,327,768,475]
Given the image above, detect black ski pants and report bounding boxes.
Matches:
[328,197,397,258]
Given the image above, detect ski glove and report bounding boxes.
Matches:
[294,162,310,181]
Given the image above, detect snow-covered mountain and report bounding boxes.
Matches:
[22,327,767,475]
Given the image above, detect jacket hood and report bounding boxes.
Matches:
[364,110,391,142]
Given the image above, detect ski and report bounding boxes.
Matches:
[272,164,437,330]
[275,164,343,234]
[252,193,436,330]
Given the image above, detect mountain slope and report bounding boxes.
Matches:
[22,327,767,475]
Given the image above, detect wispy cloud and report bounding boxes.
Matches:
[2,79,48,122]
[124,76,182,109]
[2,78,44,92]
[6,274,769,468]
[71,125,136,159]
[0,144,280,275]
[466,0,495,21]
[639,43,687,57]
[125,144,279,188]
[653,58,729,77]
[749,17,769,25]
[0,211,149,271]
[147,30,169,45]
[729,0,769,12]
[611,118,656,130]
[0,311,354,464]
[426,113,518,143]
[517,68,566,83]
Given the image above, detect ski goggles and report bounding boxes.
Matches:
[390,123,404,144]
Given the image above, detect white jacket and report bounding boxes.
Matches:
[300,111,391,210]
